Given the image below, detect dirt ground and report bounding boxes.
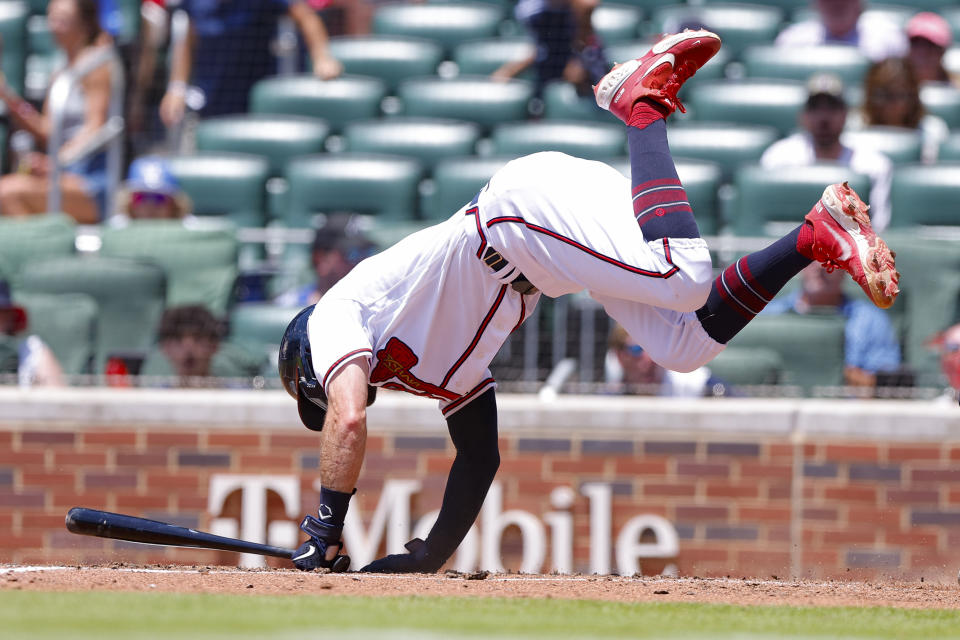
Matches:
[1,565,959,609]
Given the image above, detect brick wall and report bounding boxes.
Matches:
[1,389,959,581]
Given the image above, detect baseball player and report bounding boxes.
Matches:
[279,30,899,573]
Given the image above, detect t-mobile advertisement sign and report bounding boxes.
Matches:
[208,475,679,575]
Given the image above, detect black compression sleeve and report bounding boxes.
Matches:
[423,388,500,565]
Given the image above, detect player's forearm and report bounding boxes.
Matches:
[319,409,366,492]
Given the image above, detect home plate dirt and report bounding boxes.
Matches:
[1,565,959,609]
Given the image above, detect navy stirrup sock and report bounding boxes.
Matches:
[697,225,814,344]
[628,119,700,242]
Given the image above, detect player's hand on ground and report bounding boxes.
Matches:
[360,538,444,573]
[291,514,350,572]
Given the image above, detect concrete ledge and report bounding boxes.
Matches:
[0,387,958,441]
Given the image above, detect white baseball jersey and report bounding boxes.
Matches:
[308,152,724,417]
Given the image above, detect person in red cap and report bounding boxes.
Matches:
[0,279,64,386]
[906,11,955,86]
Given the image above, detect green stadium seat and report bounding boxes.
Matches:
[939,132,960,161]
[453,37,535,78]
[675,160,723,237]
[17,256,166,372]
[840,127,923,165]
[195,114,329,177]
[879,234,960,385]
[342,118,482,170]
[167,152,270,227]
[592,4,642,44]
[920,84,960,129]
[605,158,724,235]
[371,3,504,56]
[397,77,533,128]
[649,3,784,60]
[603,0,681,9]
[685,80,807,135]
[541,81,618,123]
[284,153,424,226]
[0,214,75,280]
[228,303,302,362]
[490,121,626,160]
[666,122,781,183]
[707,346,783,386]
[26,14,52,53]
[947,8,960,41]
[888,164,960,228]
[249,75,386,133]
[872,0,957,10]
[99,222,239,316]
[327,36,443,92]
[729,313,847,389]
[741,45,870,85]
[0,1,28,95]
[421,156,511,220]
[735,0,808,10]
[732,164,871,236]
[13,292,97,375]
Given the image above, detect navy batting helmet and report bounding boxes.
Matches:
[278,305,376,431]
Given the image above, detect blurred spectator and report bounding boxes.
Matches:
[493,0,609,98]
[929,322,960,394]
[154,304,224,383]
[906,11,955,86]
[605,324,715,397]
[854,57,949,164]
[760,73,892,231]
[764,264,900,388]
[141,304,266,386]
[275,219,375,306]
[0,279,65,387]
[128,0,178,153]
[0,0,111,223]
[115,156,191,221]
[159,0,343,127]
[775,0,906,62]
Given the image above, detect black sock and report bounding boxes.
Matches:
[697,225,813,344]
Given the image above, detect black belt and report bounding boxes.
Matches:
[482,246,538,295]
[471,187,537,296]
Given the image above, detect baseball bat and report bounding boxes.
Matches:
[65,507,295,559]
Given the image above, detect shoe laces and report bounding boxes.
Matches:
[661,60,698,114]
[811,244,840,274]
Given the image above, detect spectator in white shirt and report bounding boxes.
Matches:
[760,73,893,231]
[775,0,907,62]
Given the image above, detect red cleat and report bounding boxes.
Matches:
[800,182,900,309]
[593,29,722,123]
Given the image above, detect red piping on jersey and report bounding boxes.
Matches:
[485,216,680,279]
[322,348,373,389]
[466,206,486,258]
[441,284,508,388]
[512,294,526,333]
[442,377,496,416]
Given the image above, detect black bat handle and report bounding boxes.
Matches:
[65,507,295,559]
